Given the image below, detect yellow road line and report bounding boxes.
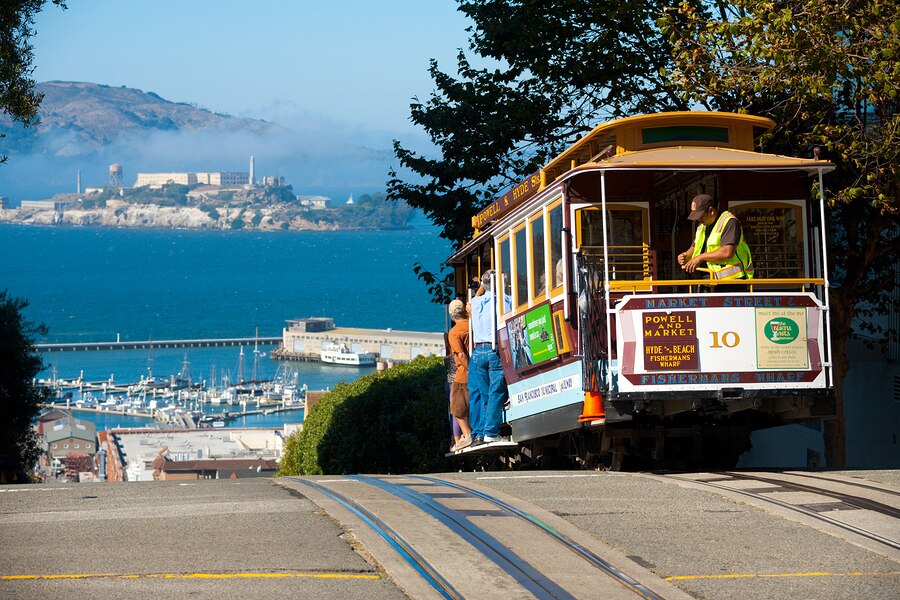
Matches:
[666,571,900,581]
[2,572,380,581]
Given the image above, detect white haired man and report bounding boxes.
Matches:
[468,270,511,445]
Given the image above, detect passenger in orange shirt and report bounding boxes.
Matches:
[447,299,472,451]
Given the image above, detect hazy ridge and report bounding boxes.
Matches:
[0,82,397,201]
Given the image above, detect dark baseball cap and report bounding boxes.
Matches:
[688,194,715,220]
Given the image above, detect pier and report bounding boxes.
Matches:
[37,336,281,353]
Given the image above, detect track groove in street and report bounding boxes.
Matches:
[284,475,679,599]
[670,473,900,553]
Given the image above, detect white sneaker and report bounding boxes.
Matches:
[483,435,500,443]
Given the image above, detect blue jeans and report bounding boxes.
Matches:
[468,346,506,438]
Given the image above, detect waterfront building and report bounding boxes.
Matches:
[102,428,285,482]
[155,458,278,481]
[20,199,68,211]
[134,171,250,187]
[43,417,97,461]
[298,195,329,209]
[36,408,73,436]
[275,318,444,362]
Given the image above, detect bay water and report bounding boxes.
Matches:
[1,215,452,429]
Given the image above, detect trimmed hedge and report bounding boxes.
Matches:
[278,355,450,475]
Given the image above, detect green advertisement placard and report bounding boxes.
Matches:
[526,304,558,363]
[507,303,559,370]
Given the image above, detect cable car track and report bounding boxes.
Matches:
[668,473,900,553]
[722,472,900,519]
[286,475,671,599]
[287,477,462,600]
[782,471,900,498]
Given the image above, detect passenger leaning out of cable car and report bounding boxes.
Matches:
[677,194,754,291]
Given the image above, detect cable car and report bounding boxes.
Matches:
[447,112,835,469]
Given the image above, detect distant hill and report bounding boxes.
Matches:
[0,81,395,203]
[0,81,275,158]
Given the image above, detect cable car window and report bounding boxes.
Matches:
[466,251,479,287]
[641,125,729,144]
[548,201,563,292]
[530,213,545,300]
[730,200,806,279]
[498,233,512,310]
[576,205,649,281]
[479,242,492,274]
[513,224,528,308]
[454,265,467,297]
[578,209,604,247]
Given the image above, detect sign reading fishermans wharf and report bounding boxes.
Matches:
[472,169,542,229]
[642,311,699,371]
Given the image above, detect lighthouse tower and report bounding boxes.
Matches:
[249,156,255,186]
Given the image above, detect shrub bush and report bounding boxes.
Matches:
[278,355,450,475]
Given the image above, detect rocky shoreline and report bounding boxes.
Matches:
[0,204,349,231]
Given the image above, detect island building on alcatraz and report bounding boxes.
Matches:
[132,155,267,188]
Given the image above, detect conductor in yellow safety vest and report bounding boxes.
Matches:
[677,194,754,287]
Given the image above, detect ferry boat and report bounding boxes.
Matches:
[320,343,375,366]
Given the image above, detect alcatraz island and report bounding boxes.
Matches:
[0,162,412,232]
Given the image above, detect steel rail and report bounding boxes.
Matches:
[286,477,462,600]
[410,475,665,600]
[671,475,900,552]
[783,471,900,499]
[724,472,900,520]
[351,475,576,600]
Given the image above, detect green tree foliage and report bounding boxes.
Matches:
[278,355,450,475]
[394,0,896,464]
[387,0,688,298]
[306,194,414,230]
[0,290,48,483]
[659,0,899,466]
[127,183,190,206]
[0,1,66,164]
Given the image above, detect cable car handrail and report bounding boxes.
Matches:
[606,277,826,293]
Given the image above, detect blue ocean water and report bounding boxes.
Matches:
[1,216,452,428]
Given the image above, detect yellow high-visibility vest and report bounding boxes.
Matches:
[691,211,754,280]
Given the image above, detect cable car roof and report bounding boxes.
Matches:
[568,145,835,172]
[452,112,835,264]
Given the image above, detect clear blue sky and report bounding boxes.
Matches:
[32,0,474,137]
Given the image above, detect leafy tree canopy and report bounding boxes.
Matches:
[391,0,898,464]
[659,0,899,465]
[0,0,66,163]
[0,290,48,482]
[387,0,689,298]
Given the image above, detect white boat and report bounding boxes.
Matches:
[320,343,375,366]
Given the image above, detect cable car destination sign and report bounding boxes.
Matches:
[614,293,826,392]
[472,169,543,230]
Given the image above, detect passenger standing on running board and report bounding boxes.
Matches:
[467,270,511,446]
[447,299,473,451]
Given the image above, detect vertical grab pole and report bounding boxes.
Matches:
[817,168,834,386]
[599,171,614,391]
[467,286,474,355]
[491,270,498,351]
[562,183,570,322]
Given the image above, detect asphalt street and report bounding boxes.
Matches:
[1,470,898,599]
